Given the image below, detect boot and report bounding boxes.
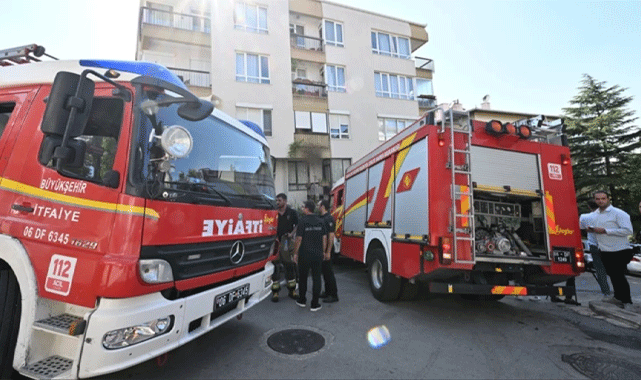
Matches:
[287,280,298,299]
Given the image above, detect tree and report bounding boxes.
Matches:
[563,74,640,212]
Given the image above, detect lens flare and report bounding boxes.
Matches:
[367,325,391,348]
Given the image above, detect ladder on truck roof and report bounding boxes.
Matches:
[0,44,57,66]
[438,108,475,264]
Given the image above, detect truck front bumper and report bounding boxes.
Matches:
[78,261,273,378]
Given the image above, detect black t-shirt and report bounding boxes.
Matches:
[321,213,335,235]
[297,214,327,259]
[277,206,298,239]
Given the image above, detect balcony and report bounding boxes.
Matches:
[292,80,327,98]
[415,57,435,72]
[290,33,326,63]
[138,7,211,48]
[417,95,437,110]
[168,67,210,88]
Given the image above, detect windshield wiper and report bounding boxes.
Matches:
[159,181,232,205]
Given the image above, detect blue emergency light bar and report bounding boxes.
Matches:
[79,60,187,90]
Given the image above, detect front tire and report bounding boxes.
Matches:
[368,248,401,302]
[0,264,21,379]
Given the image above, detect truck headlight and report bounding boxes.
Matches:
[139,259,174,284]
[103,316,173,349]
[161,125,193,158]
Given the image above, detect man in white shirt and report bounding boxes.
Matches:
[590,191,634,307]
[579,200,610,297]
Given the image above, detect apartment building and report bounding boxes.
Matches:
[136,0,434,206]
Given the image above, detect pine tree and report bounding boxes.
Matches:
[563,74,640,210]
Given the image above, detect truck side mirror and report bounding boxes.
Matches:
[177,99,214,121]
[39,136,86,168]
[42,71,95,137]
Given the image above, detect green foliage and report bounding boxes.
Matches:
[563,74,640,214]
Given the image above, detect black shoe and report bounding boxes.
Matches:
[319,292,328,299]
[550,295,563,303]
[310,303,322,311]
[323,295,339,303]
[295,299,306,308]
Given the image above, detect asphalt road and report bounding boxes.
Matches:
[94,258,641,379]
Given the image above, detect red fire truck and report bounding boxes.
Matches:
[0,45,277,378]
[331,107,584,302]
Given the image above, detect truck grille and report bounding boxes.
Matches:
[140,236,274,281]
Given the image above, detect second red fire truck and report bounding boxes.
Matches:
[331,107,584,301]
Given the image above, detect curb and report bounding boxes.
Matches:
[588,301,641,329]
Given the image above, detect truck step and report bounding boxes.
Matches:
[19,355,73,379]
[34,313,85,336]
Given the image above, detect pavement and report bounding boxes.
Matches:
[557,271,641,330]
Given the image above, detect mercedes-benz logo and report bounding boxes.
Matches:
[230,241,245,265]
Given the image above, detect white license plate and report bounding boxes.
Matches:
[215,284,250,310]
[553,249,571,263]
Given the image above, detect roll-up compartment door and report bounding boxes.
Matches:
[470,146,540,192]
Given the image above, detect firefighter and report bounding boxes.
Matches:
[318,199,339,303]
[272,193,299,302]
[293,201,327,311]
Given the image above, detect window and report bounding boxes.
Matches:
[378,117,414,141]
[295,111,327,133]
[235,2,267,33]
[0,102,15,137]
[323,158,351,184]
[323,20,343,47]
[416,78,434,96]
[325,65,346,92]
[236,52,270,84]
[41,98,124,185]
[374,72,414,100]
[236,107,272,136]
[329,114,349,139]
[290,23,305,47]
[288,161,309,191]
[371,31,410,59]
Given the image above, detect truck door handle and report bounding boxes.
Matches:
[12,204,34,213]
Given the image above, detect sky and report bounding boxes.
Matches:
[2,0,640,119]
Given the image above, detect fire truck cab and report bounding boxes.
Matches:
[331,107,584,302]
[0,45,277,379]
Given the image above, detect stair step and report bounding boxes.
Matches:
[34,313,84,336]
[19,355,73,379]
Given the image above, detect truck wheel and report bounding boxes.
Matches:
[0,264,21,379]
[368,248,401,302]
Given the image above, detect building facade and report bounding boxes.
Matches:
[136,0,434,206]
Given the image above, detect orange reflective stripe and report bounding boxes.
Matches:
[491,286,527,295]
[460,185,470,227]
[545,191,556,232]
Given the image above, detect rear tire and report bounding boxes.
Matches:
[0,264,21,379]
[368,248,401,302]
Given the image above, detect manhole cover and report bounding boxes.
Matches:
[562,353,641,379]
[267,329,325,355]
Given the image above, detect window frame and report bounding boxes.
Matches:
[234,2,268,34]
[375,72,414,100]
[288,160,310,191]
[329,113,350,139]
[236,52,270,84]
[378,117,414,141]
[325,64,346,93]
[371,31,411,59]
[323,20,344,47]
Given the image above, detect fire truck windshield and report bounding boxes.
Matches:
[138,90,276,210]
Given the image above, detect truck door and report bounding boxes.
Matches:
[1,85,132,305]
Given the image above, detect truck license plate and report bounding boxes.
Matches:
[215,284,250,310]
[553,249,571,263]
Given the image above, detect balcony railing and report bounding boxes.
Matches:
[292,80,327,98]
[141,7,211,33]
[417,95,437,109]
[290,34,324,52]
[415,56,435,71]
[168,67,211,88]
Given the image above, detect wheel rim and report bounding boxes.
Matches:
[371,259,383,289]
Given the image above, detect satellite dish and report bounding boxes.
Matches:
[482,94,490,102]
